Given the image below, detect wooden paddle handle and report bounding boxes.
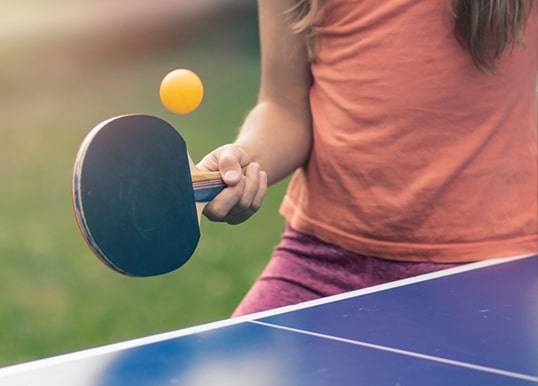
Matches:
[191,166,249,202]
[191,171,226,202]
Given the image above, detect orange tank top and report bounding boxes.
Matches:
[280,0,538,262]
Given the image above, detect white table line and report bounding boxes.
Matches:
[251,320,538,383]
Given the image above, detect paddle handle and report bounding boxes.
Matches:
[191,171,226,202]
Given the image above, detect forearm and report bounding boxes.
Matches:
[234,99,312,185]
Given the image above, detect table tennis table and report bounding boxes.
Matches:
[0,253,536,385]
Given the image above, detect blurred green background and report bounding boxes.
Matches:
[0,0,288,366]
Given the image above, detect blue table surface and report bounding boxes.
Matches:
[0,254,536,386]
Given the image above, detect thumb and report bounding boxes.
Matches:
[214,145,251,185]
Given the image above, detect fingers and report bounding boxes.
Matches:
[197,144,268,224]
[203,162,268,225]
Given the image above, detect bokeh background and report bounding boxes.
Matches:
[0,0,289,366]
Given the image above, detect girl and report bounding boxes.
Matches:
[198,0,537,315]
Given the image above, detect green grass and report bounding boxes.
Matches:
[0,5,288,366]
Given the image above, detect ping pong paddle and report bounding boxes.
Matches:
[72,114,227,277]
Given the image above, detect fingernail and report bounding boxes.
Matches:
[224,170,240,180]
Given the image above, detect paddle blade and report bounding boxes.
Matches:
[72,114,199,276]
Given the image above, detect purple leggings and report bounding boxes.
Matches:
[232,224,460,316]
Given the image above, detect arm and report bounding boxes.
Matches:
[199,0,313,224]
[235,0,313,184]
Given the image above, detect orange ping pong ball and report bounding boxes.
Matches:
[160,69,204,114]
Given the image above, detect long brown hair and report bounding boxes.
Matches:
[289,0,534,72]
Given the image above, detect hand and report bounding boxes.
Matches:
[197,144,268,225]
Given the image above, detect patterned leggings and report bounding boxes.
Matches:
[232,224,460,317]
